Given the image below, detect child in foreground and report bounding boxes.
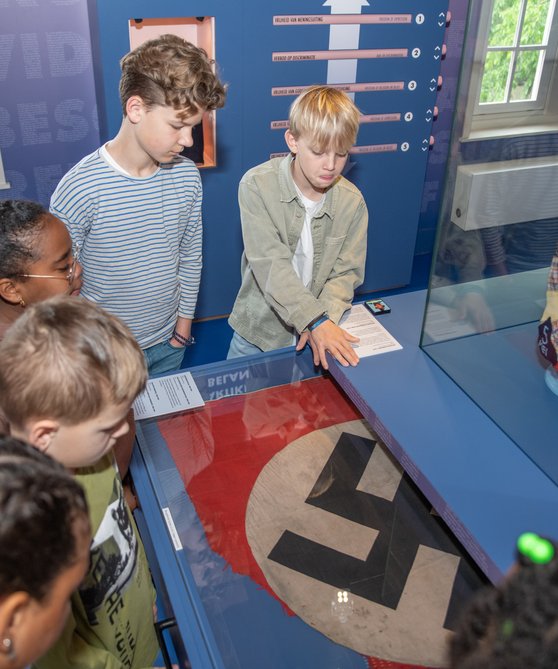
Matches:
[449,532,558,668]
[0,296,162,669]
[228,85,368,370]
[0,436,90,669]
[51,34,227,376]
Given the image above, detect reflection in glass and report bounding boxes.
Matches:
[421,0,558,485]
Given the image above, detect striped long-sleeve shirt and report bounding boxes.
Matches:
[50,149,202,348]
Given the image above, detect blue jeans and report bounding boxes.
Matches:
[227,331,264,359]
[143,339,186,376]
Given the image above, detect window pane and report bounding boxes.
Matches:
[480,50,512,102]
[489,0,521,47]
[510,48,543,98]
[521,0,552,45]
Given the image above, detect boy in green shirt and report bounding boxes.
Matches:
[0,296,162,669]
[228,85,368,370]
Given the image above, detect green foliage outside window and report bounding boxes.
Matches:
[480,0,551,104]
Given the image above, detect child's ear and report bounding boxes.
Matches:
[0,591,31,654]
[0,277,24,306]
[27,420,60,452]
[284,130,298,154]
[126,95,146,124]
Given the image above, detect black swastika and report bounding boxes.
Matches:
[267,432,482,629]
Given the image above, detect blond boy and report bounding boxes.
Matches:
[0,296,161,669]
[228,85,368,370]
[51,35,226,376]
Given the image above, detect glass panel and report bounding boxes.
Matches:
[421,0,558,485]
[510,48,543,99]
[480,50,512,102]
[521,0,552,45]
[136,351,487,668]
[488,0,522,47]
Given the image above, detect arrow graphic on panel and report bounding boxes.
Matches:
[324,0,369,94]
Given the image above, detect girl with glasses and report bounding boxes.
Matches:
[0,199,82,342]
[0,199,83,436]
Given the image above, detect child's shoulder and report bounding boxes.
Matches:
[66,147,105,175]
[74,453,116,488]
[334,173,366,204]
[74,454,123,531]
[54,147,107,191]
[162,156,202,183]
[241,156,285,185]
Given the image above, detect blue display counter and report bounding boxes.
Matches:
[328,290,558,582]
[130,289,558,668]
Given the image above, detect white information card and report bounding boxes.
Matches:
[133,371,205,420]
[340,304,402,358]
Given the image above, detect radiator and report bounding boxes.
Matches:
[451,156,558,231]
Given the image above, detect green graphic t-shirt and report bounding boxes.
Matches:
[34,454,159,669]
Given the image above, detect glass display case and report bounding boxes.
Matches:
[132,348,487,669]
[420,0,558,484]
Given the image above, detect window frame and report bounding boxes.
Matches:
[462,0,558,139]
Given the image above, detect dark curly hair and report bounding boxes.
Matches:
[449,536,558,668]
[0,199,49,279]
[0,436,90,601]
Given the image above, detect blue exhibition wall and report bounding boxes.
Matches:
[0,0,100,203]
[89,0,449,318]
[0,0,467,320]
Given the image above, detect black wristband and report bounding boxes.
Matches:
[172,330,195,346]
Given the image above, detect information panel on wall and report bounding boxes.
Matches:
[90,0,448,318]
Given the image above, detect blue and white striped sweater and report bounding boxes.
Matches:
[50,149,202,348]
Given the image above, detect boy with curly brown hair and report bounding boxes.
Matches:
[51,34,227,376]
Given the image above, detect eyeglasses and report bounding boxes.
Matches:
[17,249,80,285]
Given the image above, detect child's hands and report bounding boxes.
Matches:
[305,320,359,370]
[296,331,310,352]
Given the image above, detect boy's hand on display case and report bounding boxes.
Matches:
[296,331,311,352]
[307,320,359,370]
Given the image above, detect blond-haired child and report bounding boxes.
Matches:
[0,296,162,669]
[228,85,368,370]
